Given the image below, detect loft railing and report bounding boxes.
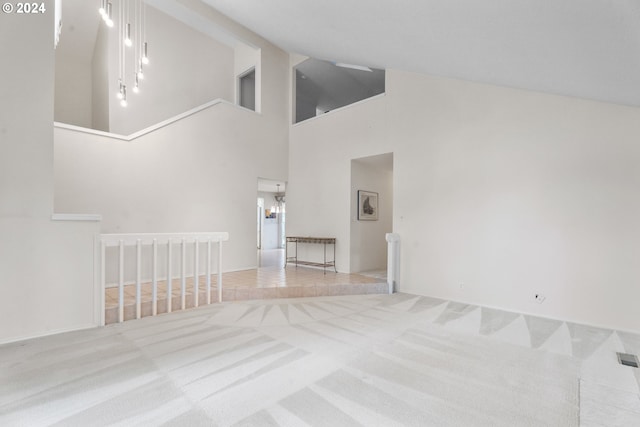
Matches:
[98,232,229,324]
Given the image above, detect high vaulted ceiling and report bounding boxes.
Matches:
[202,0,640,107]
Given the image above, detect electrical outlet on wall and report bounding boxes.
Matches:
[534,294,546,304]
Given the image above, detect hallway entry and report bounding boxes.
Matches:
[257,178,286,265]
[350,153,394,275]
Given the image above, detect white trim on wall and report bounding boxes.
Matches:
[52,214,102,222]
[0,323,98,346]
[292,93,386,127]
[54,98,259,142]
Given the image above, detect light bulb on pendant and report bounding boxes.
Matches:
[137,63,144,80]
[116,81,124,99]
[98,0,106,17]
[132,74,140,93]
[120,86,127,107]
[105,3,114,27]
[141,42,149,65]
[124,23,132,47]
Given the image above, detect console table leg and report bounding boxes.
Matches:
[323,242,327,275]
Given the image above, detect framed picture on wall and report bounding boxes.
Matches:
[358,190,378,221]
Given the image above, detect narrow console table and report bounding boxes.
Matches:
[285,236,337,274]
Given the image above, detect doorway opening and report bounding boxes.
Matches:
[257,178,286,268]
[349,153,393,279]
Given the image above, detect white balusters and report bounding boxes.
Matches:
[167,239,173,313]
[99,232,229,323]
[136,239,142,319]
[218,239,223,303]
[181,238,186,310]
[100,240,106,326]
[118,239,124,322]
[152,239,157,316]
[194,239,199,307]
[206,239,212,305]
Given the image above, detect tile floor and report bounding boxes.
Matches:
[2,293,638,426]
[105,250,387,324]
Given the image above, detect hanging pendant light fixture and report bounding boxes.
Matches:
[141,42,149,65]
[132,73,140,93]
[117,80,124,100]
[124,23,132,47]
[120,85,128,107]
[105,2,114,27]
[99,0,151,107]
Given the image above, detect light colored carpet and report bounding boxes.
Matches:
[1,293,637,426]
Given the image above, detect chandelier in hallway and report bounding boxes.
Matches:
[98,0,150,107]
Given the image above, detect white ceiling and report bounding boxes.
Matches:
[202,0,640,107]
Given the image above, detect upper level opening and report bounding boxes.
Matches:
[294,58,385,124]
[238,68,256,111]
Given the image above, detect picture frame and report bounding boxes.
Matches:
[358,190,378,221]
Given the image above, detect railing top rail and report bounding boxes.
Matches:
[100,232,229,245]
[54,98,251,142]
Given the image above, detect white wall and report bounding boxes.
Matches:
[350,155,393,272]
[91,25,109,131]
[55,99,287,273]
[54,6,290,274]
[287,96,388,272]
[54,52,92,128]
[289,69,640,333]
[107,4,235,135]
[0,9,100,343]
[234,42,261,112]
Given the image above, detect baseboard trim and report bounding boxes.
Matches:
[0,323,99,346]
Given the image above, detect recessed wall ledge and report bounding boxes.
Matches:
[51,213,102,222]
[54,98,256,142]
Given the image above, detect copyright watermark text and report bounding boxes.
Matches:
[2,3,46,14]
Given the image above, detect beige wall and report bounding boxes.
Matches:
[289,69,640,332]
